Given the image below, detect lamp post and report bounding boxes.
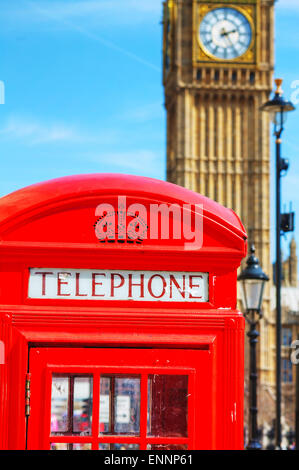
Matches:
[261,78,295,449]
[238,245,269,450]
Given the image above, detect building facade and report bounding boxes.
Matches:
[277,239,299,433]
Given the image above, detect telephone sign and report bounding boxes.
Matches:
[28,268,209,302]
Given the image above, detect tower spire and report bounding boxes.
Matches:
[289,237,298,287]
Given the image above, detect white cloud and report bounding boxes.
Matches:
[0,116,88,145]
[119,102,164,123]
[86,149,163,173]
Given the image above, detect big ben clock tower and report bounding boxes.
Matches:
[164,0,275,390]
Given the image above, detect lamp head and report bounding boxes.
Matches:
[238,245,269,315]
[260,78,295,114]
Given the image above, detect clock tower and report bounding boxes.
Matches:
[163,0,275,390]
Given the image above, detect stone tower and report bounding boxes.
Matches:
[282,238,298,288]
[163,0,275,386]
[289,238,298,288]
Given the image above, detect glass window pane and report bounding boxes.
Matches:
[147,444,188,450]
[50,442,69,450]
[147,375,188,437]
[99,443,111,450]
[114,377,140,434]
[51,377,69,434]
[282,358,293,383]
[99,443,139,450]
[100,376,140,435]
[73,377,93,435]
[99,377,111,434]
[72,443,92,450]
[282,328,292,346]
[243,280,263,310]
[51,375,93,436]
[50,443,92,450]
[112,444,140,450]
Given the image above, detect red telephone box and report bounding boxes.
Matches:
[0,174,247,450]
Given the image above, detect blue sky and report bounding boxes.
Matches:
[0,0,298,261]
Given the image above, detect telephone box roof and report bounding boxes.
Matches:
[0,173,246,240]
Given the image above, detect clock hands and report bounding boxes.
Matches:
[220,28,237,37]
[219,27,239,51]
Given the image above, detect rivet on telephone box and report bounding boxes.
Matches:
[0,174,247,450]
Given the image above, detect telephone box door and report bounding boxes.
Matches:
[27,347,212,450]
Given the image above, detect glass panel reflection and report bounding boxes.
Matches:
[50,443,92,450]
[99,377,111,434]
[99,443,111,450]
[51,377,69,433]
[114,377,140,434]
[100,376,140,435]
[73,443,92,450]
[147,375,188,437]
[113,443,139,450]
[51,375,93,436]
[73,377,93,435]
[99,443,139,450]
[50,443,69,450]
[147,444,188,450]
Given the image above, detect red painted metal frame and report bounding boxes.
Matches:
[0,174,247,450]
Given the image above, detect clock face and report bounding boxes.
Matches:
[199,7,252,60]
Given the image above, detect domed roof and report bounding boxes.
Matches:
[0,173,246,241]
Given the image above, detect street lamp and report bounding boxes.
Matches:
[261,78,296,449]
[238,245,269,450]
